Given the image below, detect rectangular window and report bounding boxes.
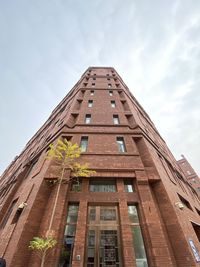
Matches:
[100,208,116,221]
[89,179,116,192]
[128,205,148,267]
[108,83,112,88]
[80,136,88,152]
[90,90,94,95]
[89,207,96,221]
[128,205,139,223]
[113,115,120,125]
[116,137,126,152]
[87,230,95,265]
[88,100,93,107]
[71,179,82,192]
[59,204,79,266]
[85,114,91,124]
[111,100,116,108]
[124,179,134,192]
[92,83,95,87]
[109,90,113,96]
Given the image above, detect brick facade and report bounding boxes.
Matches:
[1,67,200,267]
[177,155,200,196]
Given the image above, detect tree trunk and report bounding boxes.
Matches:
[41,252,46,267]
[47,166,66,235]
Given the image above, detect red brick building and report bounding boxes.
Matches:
[177,155,200,196]
[1,67,200,267]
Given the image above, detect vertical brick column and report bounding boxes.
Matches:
[28,169,70,267]
[136,170,175,267]
[119,200,136,267]
[72,200,87,267]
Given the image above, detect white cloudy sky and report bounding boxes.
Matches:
[0,0,200,175]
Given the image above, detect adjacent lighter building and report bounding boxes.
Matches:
[1,67,200,267]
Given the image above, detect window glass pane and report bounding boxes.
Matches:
[128,205,139,223]
[88,230,95,246]
[113,115,119,124]
[89,208,96,221]
[85,114,91,124]
[88,248,95,259]
[90,184,116,192]
[60,235,75,267]
[87,230,95,266]
[67,205,79,223]
[60,204,79,267]
[131,226,148,267]
[64,224,76,236]
[125,184,133,192]
[59,204,79,267]
[88,100,93,107]
[90,90,94,95]
[71,179,82,192]
[89,179,116,192]
[124,179,134,192]
[80,137,88,152]
[100,209,116,221]
[111,101,116,108]
[109,91,113,96]
[116,137,126,152]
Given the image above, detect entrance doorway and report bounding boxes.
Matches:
[86,206,121,267]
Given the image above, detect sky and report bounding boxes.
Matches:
[0,0,200,175]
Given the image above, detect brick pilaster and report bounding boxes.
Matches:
[72,200,87,267]
[119,200,136,267]
[136,170,176,267]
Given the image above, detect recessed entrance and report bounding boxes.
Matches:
[86,206,121,267]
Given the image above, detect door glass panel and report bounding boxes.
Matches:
[100,230,120,267]
[86,206,121,267]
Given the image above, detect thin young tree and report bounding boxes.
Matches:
[29,138,95,267]
[29,237,57,267]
